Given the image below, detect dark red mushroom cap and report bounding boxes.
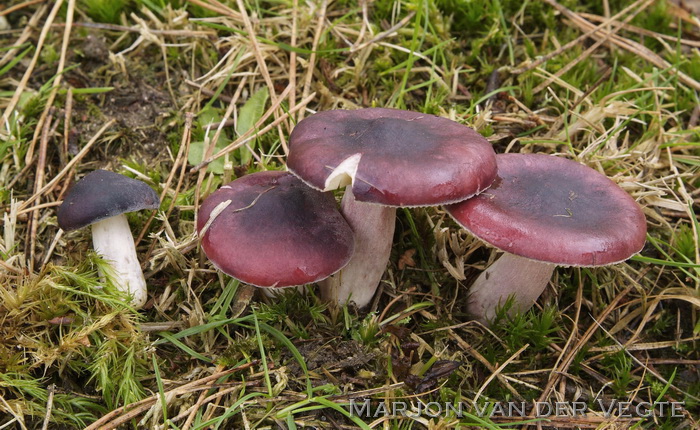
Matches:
[196,171,355,288]
[287,108,497,206]
[57,170,160,231]
[446,153,647,266]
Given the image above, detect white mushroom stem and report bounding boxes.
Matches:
[467,253,555,324]
[91,214,147,308]
[320,189,396,307]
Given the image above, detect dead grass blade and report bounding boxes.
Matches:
[0,0,64,138]
[18,119,116,211]
[541,0,700,91]
[531,0,654,95]
[84,361,260,430]
[190,88,314,173]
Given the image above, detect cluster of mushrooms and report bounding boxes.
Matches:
[58,107,647,325]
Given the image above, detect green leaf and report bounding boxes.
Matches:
[631,254,700,268]
[188,140,227,174]
[0,46,32,77]
[57,87,114,95]
[157,332,212,362]
[188,107,230,174]
[237,87,269,165]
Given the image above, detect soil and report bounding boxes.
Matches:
[286,338,381,388]
[64,33,177,169]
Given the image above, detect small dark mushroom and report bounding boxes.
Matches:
[57,170,160,308]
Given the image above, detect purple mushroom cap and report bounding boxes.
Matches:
[287,108,497,206]
[57,170,159,231]
[446,153,647,266]
[197,171,355,288]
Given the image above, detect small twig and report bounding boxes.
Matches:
[603,0,612,55]
[299,0,328,121]
[569,67,612,111]
[58,21,216,37]
[173,382,260,424]
[230,187,276,215]
[580,12,700,48]
[188,0,241,20]
[485,69,501,102]
[494,415,636,427]
[165,116,194,219]
[689,104,700,129]
[41,229,63,268]
[354,0,370,50]
[185,80,233,103]
[23,0,75,164]
[40,384,56,430]
[139,321,185,332]
[62,89,73,165]
[0,258,23,275]
[27,110,53,271]
[289,0,298,117]
[0,0,45,17]
[207,119,236,129]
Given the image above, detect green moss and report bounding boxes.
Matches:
[80,0,131,24]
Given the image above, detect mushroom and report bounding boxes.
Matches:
[287,108,497,307]
[197,171,355,291]
[57,170,160,308]
[445,153,647,324]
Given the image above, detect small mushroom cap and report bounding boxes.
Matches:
[197,171,355,288]
[57,170,160,231]
[287,108,497,206]
[446,154,647,266]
